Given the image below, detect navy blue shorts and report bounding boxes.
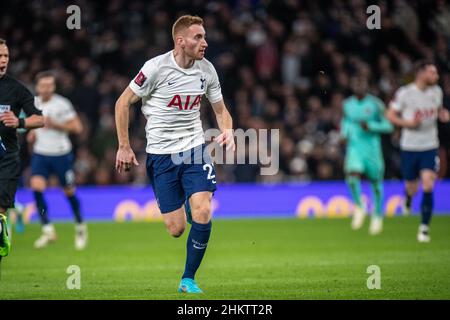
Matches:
[401,149,439,181]
[31,152,75,187]
[146,144,217,213]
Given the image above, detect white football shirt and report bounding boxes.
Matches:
[390,83,443,151]
[33,94,77,156]
[129,50,223,154]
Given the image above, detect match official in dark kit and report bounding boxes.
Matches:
[0,38,44,258]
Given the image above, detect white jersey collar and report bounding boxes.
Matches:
[170,50,198,73]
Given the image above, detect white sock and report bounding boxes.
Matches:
[43,224,55,234]
[75,223,87,233]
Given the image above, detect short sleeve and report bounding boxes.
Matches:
[206,64,223,104]
[374,97,386,117]
[59,99,77,122]
[437,86,444,108]
[19,86,42,116]
[129,60,157,98]
[389,87,406,112]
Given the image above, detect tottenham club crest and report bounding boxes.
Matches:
[200,77,206,90]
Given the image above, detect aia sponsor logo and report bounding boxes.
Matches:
[167,95,202,110]
[134,71,147,87]
[414,108,438,120]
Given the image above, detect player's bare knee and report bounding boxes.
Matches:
[30,176,46,191]
[168,224,185,238]
[422,180,435,193]
[63,187,75,197]
[421,172,436,192]
[191,204,211,224]
[170,230,184,238]
[164,218,186,237]
[405,182,418,195]
[193,216,210,224]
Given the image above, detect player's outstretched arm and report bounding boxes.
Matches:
[24,114,44,129]
[115,86,140,173]
[211,99,235,151]
[44,116,83,134]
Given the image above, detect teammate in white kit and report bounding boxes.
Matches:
[28,71,88,250]
[387,61,450,243]
[115,15,235,293]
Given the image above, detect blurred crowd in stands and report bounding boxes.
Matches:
[1,0,450,185]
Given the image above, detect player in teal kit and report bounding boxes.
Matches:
[341,77,393,235]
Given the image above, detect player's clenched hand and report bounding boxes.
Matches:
[0,111,19,128]
[405,116,421,129]
[215,129,235,152]
[116,145,139,173]
[439,108,450,123]
[44,117,63,131]
[44,117,56,129]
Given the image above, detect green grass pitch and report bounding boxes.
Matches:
[1,216,450,299]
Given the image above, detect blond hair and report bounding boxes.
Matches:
[0,38,6,45]
[172,15,204,42]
